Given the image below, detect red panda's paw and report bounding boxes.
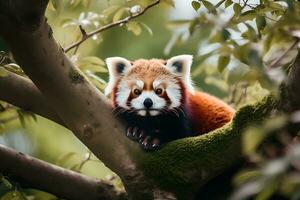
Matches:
[126,127,144,141]
[139,136,161,151]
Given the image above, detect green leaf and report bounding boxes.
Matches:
[188,19,198,34]
[80,56,105,66]
[218,55,230,72]
[51,0,64,12]
[256,16,266,31]
[263,33,273,54]
[86,71,107,84]
[81,65,108,73]
[161,0,175,7]
[167,20,192,29]
[0,68,8,77]
[215,0,226,8]
[221,28,231,41]
[28,112,37,122]
[268,2,285,11]
[83,0,92,7]
[225,0,233,8]
[56,152,79,166]
[113,7,126,22]
[3,63,24,76]
[241,23,258,42]
[209,29,231,43]
[18,112,26,127]
[69,0,81,8]
[126,21,142,36]
[0,176,13,189]
[256,179,279,200]
[239,10,257,22]
[227,65,249,84]
[192,1,201,11]
[102,5,121,18]
[1,191,26,200]
[233,170,261,186]
[233,3,242,15]
[243,126,264,155]
[140,22,153,36]
[202,1,217,14]
[78,57,107,73]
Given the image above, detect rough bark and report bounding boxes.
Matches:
[0,70,64,126]
[0,1,152,199]
[0,144,125,200]
[281,48,300,112]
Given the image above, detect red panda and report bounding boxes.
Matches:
[105,55,235,151]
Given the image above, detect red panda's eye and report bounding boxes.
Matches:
[133,89,142,96]
[155,88,163,95]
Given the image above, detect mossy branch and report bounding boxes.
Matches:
[134,95,277,199]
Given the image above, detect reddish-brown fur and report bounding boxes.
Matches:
[186,91,235,134]
[112,58,235,136]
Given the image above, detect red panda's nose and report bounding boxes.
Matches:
[143,98,153,109]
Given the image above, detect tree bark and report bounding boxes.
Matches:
[0,144,125,200]
[0,1,153,199]
[0,70,64,126]
[281,47,300,112]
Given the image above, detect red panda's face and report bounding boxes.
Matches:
[105,55,194,117]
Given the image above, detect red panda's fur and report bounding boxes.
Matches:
[186,91,235,134]
[106,56,235,150]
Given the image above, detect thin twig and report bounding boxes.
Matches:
[64,0,160,53]
[269,38,300,68]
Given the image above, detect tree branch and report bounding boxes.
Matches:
[281,46,300,112]
[0,144,125,200]
[0,70,64,126]
[0,1,151,199]
[268,38,300,68]
[64,0,160,53]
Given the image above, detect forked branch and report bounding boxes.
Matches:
[0,70,64,126]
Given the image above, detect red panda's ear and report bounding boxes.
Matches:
[105,57,132,95]
[166,55,195,94]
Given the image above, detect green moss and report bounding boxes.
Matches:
[136,95,277,199]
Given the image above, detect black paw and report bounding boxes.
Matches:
[126,127,143,141]
[139,135,161,151]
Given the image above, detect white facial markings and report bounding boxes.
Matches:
[136,80,144,89]
[138,110,147,116]
[165,82,182,108]
[116,77,183,117]
[113,64,185,117]
[131,91,166,116]
[115,79,131,108]
[116,79,144,109]
[149,110,160,116]
[153,80,162,89]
